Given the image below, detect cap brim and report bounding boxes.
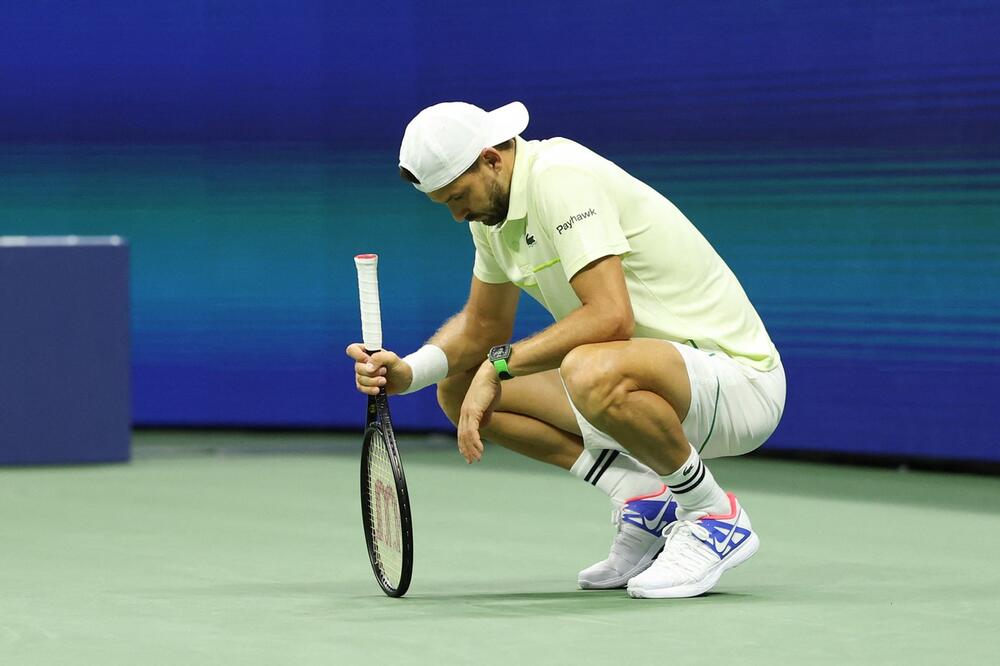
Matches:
[485,101,529,146]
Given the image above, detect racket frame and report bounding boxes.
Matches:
[359,387,414,598]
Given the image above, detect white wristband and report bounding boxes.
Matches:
[399,344,449,395]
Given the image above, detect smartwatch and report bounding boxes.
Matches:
[487,344,514,380]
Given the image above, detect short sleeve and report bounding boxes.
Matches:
[468,223,510,284]
[533,166,631,280]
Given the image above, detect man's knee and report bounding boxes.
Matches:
[562,340,691,426]
[560,344,630,422]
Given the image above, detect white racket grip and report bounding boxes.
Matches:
[354,254,383,352]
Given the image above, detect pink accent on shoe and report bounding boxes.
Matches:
[624,483,669,504]
[699,492,738,520]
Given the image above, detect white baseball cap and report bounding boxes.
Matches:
[398,101,529,193]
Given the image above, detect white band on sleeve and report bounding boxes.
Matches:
[399,344,449,395]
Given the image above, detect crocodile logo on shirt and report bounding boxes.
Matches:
[525,233,536,246]
[555,208,596,235]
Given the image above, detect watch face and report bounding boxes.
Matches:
[489,344,511,362]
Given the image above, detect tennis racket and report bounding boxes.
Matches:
[354,253,414,598]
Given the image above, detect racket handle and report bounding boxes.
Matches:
[354,253,383,353]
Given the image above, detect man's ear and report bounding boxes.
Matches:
[481,147,502,171]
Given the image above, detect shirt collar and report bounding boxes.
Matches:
[504,135,530,223]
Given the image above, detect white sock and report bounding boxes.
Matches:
[570,448,664,507]
[662,444,730,520]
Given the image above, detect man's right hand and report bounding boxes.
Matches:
[346,343,413,396]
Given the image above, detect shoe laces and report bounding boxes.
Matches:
[611,505,625,527]
[650,520,717,577]
[605,506,655,563]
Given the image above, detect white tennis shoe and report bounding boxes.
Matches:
[627,493,759,599]
[578,485,677,590]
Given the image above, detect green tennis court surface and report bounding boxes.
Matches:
[2,432,997,665]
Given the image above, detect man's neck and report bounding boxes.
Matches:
[502,140,517,198]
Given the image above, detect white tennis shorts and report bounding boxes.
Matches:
[565,340,786,460]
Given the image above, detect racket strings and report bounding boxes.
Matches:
[367,430,404,586]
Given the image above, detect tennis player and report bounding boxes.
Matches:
[346,101,785,599]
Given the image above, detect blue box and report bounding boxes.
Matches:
[0,236,131,464]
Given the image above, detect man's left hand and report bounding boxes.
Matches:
[457,361,503,464]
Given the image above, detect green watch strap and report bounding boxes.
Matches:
[492,358,510,377]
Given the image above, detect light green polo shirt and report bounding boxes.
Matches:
[469,136,779,371]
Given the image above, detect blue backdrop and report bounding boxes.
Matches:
[2,1,998,462]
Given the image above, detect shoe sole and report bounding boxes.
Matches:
[626,532,760,599]
[578,541,666,590]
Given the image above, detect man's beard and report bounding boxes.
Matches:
[467,179,510,227]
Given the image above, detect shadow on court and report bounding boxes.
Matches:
[339,588,761,620]
[133,579,759,619]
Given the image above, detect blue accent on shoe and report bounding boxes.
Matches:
[695,516,753,559]
[621,497,678,536]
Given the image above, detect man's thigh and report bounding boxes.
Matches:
[440,367,582,437]
[668,342,786,459]
[560,338,784,459]
[501,369,582,437]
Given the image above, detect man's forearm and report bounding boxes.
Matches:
[506,302,633,377]
[428,309,511,376]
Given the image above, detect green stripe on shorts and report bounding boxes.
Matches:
[697,375,721,454]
